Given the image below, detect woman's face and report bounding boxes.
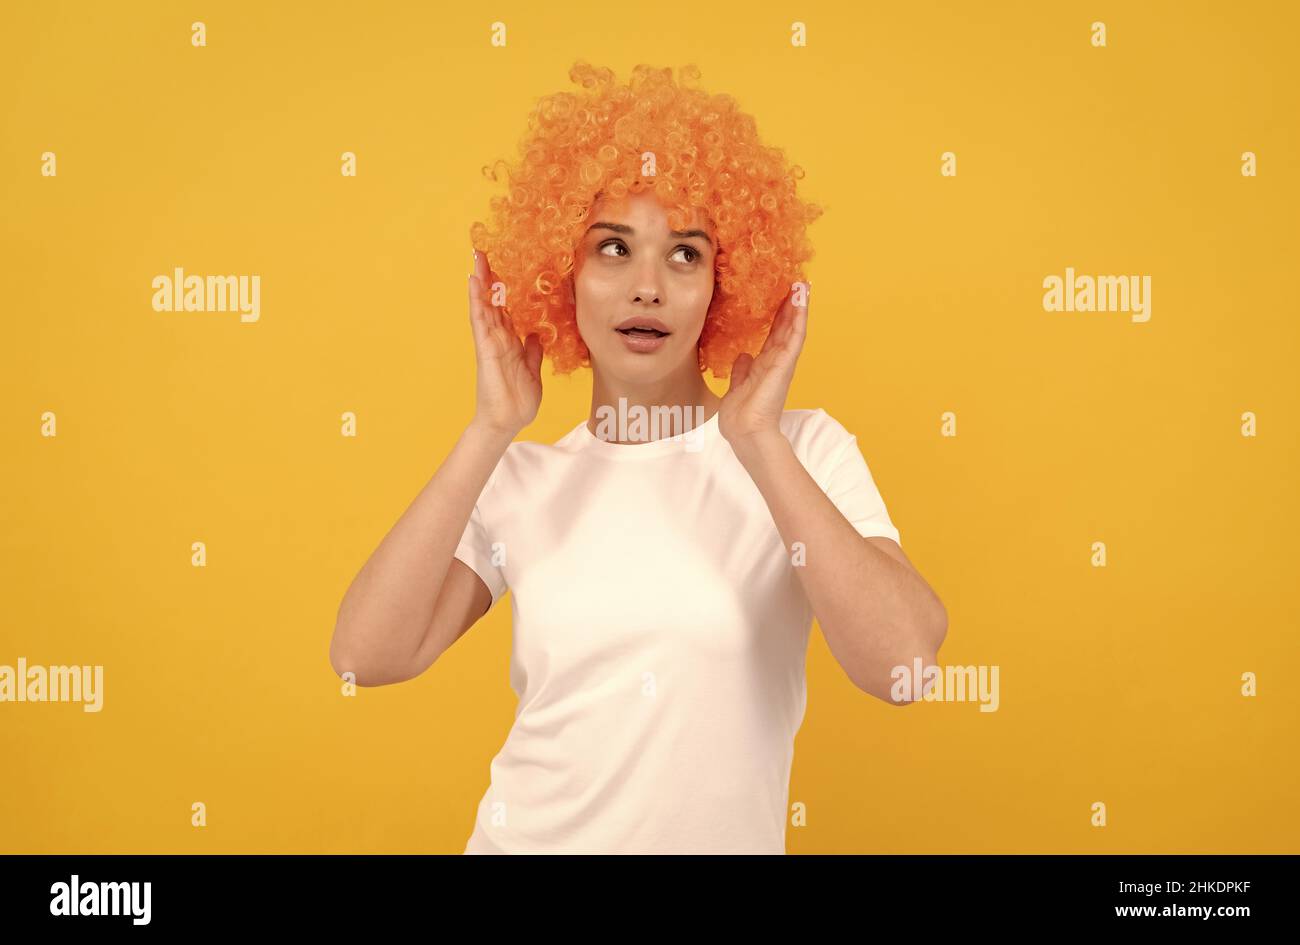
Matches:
[572,191,716,383]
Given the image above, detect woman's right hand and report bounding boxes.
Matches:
[467,249,543,438]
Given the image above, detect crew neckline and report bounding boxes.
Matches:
[571,406,722,459]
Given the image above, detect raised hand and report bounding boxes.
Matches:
[718,280,809,449]
[467,249,544,438]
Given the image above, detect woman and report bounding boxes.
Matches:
[330,62,947,854]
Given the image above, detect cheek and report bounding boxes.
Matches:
[686,273,716,321]
[572,276,609,339]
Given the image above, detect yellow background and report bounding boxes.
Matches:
[2,1,1296,853]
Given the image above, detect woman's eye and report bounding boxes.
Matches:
[597,241,699,263]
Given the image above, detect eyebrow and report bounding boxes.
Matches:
[587,222,713,247]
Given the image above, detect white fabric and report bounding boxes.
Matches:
[454,407,900,854]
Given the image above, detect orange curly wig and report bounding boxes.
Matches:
[470,61,823,379]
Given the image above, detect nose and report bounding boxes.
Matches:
[630,258,662,305]
[631,266,660,302]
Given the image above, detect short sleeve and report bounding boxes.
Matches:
[453,497,508,609]
[800,409,901,547]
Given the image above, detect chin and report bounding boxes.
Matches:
[594,347,685,380]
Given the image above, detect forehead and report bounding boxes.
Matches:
[587,191,712,237]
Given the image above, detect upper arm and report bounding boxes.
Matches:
[407,557,494,676]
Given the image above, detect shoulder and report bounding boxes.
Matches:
[780,407,857,455]
[779,408,863,487]
[477,424,585,502]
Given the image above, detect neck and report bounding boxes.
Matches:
[587,358,721,443]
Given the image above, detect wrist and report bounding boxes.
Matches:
[465,416,519,451]
[728,429,792,467]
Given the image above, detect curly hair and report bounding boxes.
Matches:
[469,61,823,379]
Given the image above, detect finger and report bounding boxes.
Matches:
[469,271,514,358]
[729,351,754,389]
[476,251,504,307]
[758,293,793,360]
[468,271,489,346]
[770,280,808,352]
[789,280,809,352]
[469,251,490,309]
[491,301,512,340]
[470,251,514,341]
[470,250,498,311]
[523,332,543,378]
[754,285,807,391]
[474,253,516,336]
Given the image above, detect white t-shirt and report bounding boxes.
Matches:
[454,406,901,854]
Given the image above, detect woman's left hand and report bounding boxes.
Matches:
[718,280,809,452]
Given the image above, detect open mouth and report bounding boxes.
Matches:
[616,327,669,338]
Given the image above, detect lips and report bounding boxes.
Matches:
[613,315,671,352]
[614,316,671,336]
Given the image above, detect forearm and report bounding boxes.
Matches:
[330,420,513,681]
[733,433,946,699]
